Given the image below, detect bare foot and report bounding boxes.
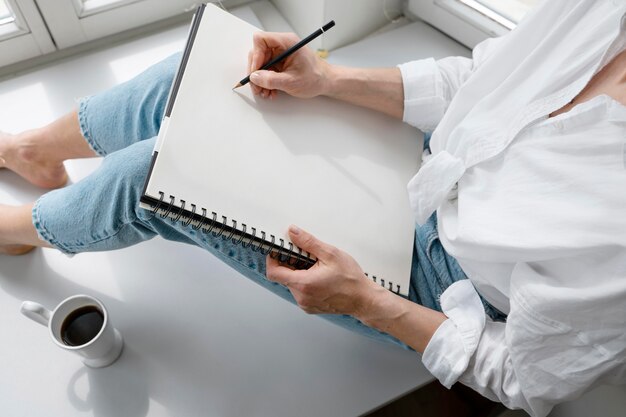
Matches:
[0,203,46,255]
[0,130,68,189]
[0,243,35,256]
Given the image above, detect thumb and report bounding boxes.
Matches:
[288,225,335,261]
[250,70,293,91]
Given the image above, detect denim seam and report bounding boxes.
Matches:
[206,234,267,276]
[34,192,142,254]
[137,210,265,276]
[425,246,448,300]
[32,193,75,255]
[62,214,143,253]
[78,96,107,157]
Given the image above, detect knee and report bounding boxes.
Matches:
[136,52,183,127]
[146,52,181,91]
[102,137,153,174]
[99,139,155,219]
[159,52,183,79]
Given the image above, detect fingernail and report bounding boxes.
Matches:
[289,225,300,235]
[250,72,259,82]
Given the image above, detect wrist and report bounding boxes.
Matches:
[320,62,346,99]
[317,64,404,119]
[354,280,405,329]
[355,283,448,353]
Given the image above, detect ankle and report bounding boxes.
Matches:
[0,129,68,188]
[0,203,47,250]
[14,128,57,164]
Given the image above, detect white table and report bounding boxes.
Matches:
[0,4,456,416]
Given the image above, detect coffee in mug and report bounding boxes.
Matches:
[21,295,123,368]
[61,305,105,346]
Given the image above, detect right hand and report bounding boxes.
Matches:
[247,32,331,99]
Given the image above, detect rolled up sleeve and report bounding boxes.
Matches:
[398,36,505,131]
[421,280,540,416]
[398,58,448,132]
[422,280,485,386]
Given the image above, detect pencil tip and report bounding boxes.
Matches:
[232,83,242,90]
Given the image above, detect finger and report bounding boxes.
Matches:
[249,34,271,96]
[247,54,261,96]
[250,49,266,73]
[250,32,301,75]
[265,255,287,284]
[266,255,303,285]
[252,31,299,54]
[288,225,336,261]
[247,50,253,75]
[266,254,316,285]
[249,70,293,92]
[300,305,323,315]
[251,32,268,63]
[251,33,277,72]
[249,49,267,95]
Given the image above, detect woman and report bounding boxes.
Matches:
[1,0,624,415]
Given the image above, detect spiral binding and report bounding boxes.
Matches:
[149,191,401,294]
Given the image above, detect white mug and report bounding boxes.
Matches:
[20,294,124,368]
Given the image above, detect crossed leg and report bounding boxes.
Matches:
[0,111,96,254]
[0,53,182,255]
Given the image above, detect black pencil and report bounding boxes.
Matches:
[233,20,336,90]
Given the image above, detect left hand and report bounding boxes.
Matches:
[266,225,378,316]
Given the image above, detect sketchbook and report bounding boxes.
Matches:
[140,3,421,296]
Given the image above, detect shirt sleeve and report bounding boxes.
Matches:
[457,321,536,413]
[398,36,505,131]
[421,280,537,414]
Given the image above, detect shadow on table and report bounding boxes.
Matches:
[66,346,150,417]
[1,219,427,417]
[0,246,236,417]
[0,250,152,417]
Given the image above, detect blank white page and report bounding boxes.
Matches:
[143,4,421,296]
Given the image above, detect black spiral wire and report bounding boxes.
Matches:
[149,191,400,293]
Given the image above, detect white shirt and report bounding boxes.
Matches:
[399,1,626,416]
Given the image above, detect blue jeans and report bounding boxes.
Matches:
[32,53,505,351]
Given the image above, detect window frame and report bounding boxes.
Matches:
[35,0,197,49]
[0,0,251,69]
[0,0,55,66]
[73,0,144,18]
[405,0,516,49]
[35,0,250,50]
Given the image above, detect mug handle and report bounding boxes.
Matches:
[20,301,52,327]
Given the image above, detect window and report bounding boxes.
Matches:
[0,0,25,41]
[465,0,540,28]
[73,0,143,18]
[0,0,55,65]
[0,1,13,23]
[34,0,201,49]
[0,1,248,68]
[406,0,541,48]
